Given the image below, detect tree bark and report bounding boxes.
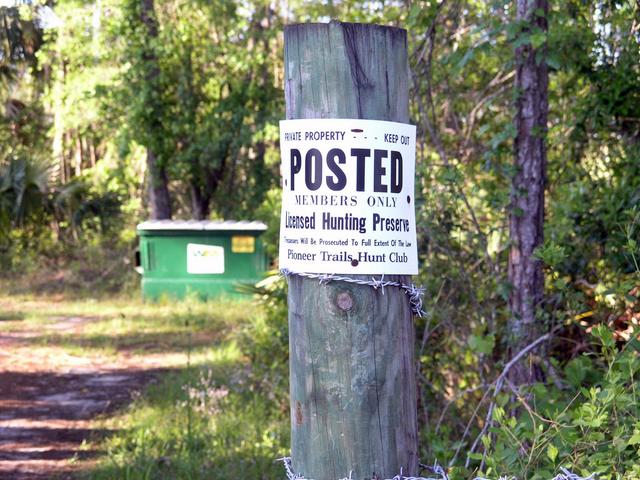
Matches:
[140,0,172,220]
[146,150,172,220]
[189,182,211,220]
[75,133,83,176]
[508,0,549,385]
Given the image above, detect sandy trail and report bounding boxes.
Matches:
[0,315,168,479]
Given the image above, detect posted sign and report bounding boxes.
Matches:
[279,118,418,275]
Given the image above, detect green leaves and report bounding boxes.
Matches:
[564,356,589,388]
[628,426,640,446]
[546,443,558,463]
[572,400,608,429]
[0,155,50,230]
[533,241,567,268]
[114,0,282,219]
[468,333,495,355]
[591,325,616,350]
[529,31,547,50]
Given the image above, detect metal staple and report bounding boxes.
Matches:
[280,269,427,318]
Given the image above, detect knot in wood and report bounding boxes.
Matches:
[295,401,303,425]
[336,291,354,311]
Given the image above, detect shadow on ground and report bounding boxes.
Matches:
[0,368,172,479]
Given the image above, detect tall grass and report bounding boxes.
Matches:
[90,366,289,479]
[81,294,291,479]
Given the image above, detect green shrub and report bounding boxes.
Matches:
[463,326,640,479]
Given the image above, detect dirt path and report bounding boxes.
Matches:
[0,316,169,479]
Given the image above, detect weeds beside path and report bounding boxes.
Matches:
[0,293,267,479]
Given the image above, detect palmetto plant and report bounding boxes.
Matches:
[0,154,123,249]
[0,155,51,234]
[52,180,121,236]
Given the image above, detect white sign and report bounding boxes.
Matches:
[187,243,224,274]
[279,118,418,275]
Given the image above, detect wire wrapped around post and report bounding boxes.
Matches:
[279,457,596,480]
[280,269,427,318]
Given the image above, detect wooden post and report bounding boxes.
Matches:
[284,22,418,479]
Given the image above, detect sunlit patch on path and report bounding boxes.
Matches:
[0,314,171,479]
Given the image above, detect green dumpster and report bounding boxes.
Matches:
[136,220,268,300]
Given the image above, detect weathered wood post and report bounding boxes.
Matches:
[283,22,418,479]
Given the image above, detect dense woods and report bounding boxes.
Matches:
[1,0,640,477]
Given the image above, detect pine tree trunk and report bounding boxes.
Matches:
[189,182,211,221]
[508,0,549,385]
[140,0,172,220]
[146,150,172,220]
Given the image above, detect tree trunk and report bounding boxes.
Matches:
[508,0,549,385]
[63,131,72,182]
[52,60,66,183]
[75,133,83,176]
[140,0,172,220]
[285,22,418,479]
[90,140,97,167]
[189,182,210,220]
[146,150,172,220]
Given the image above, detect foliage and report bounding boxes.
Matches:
[0,6,42,88]
[0,1,132,270]
[254,187,282,261]
[237,272,290,411]
[402,1,640,473]
[469,328,640,479]
[115,0,282,219]
[92,367,288,479]
[1,0,639,477]
[84,296,290,480]
[0,155,50,233]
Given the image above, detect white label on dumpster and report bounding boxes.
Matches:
[279,118,418,275]
[187,243,224,274]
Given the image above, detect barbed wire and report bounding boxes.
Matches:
[280,269,426,318]
[474,468,596,480]
[279,457,596,480]
[279,457,448,480]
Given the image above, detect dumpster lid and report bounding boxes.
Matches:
[137,220,268,232]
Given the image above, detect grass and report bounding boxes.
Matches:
[0,287,290,479]
[0,292,246,355]
[90,367,289,479]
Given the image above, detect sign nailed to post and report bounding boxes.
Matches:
[279,118,418,275]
